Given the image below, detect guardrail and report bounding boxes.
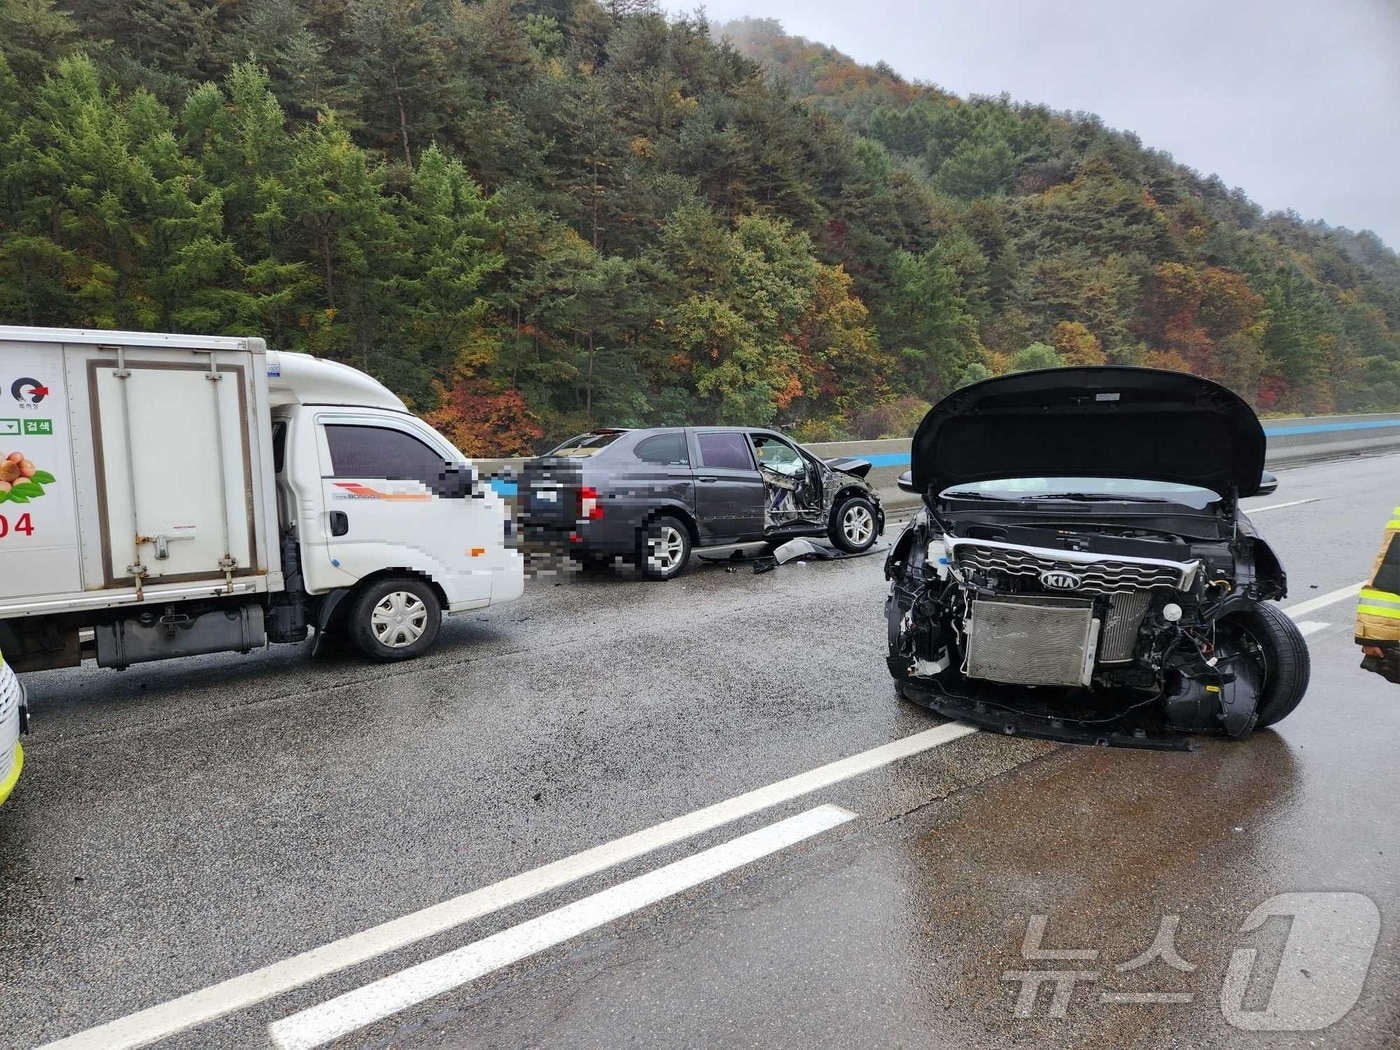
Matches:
[477,413,1400,502]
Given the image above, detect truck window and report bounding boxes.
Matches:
[696,432,755,471]
[634,432,689,466]
[325,424,449,485]
[272,421,288,474]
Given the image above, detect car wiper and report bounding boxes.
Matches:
[1019,492,1174,503]
[942,491,1020,501]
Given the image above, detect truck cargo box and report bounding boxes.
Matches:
[0,328,282,620]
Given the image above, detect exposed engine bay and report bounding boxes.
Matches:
[885,510,1297,748]
[885,366,1311,750]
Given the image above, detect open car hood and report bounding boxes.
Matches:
[911,367,1266,499]
[822,456,872,479]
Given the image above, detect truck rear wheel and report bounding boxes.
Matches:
[348,578,441,662]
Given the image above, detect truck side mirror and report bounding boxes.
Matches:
[896,470,918,494]
[1257,470,1278,497]
[436,465,474,498]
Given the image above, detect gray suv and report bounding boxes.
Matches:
[520,427,885,579]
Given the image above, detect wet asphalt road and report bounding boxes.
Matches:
[2,454,1399,1049]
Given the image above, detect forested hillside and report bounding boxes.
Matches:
[2,2,1399,454]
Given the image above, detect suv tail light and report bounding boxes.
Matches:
[579,486,603,520]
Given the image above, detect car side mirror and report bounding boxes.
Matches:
[897,470,918,494]
[1257,470,1278,497]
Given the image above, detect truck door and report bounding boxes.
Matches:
[690,430,764,543]
[314,416,495,607]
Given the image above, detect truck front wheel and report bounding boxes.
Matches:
[348,578,442,662]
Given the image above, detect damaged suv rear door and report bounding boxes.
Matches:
[690,429,765,543]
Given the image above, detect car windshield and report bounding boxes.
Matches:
[546,431,625,457]
[942,476,1221,509]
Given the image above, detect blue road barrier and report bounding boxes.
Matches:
[480,416,1400,499]
[1261,418,1400,437]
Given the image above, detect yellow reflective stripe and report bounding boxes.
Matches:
[1360,588,1400,606]
[1358,604,1400,621]
[1386,521,1400,531]
[0,743,21,808]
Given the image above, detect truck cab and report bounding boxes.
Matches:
[267,352,522,659]
[0,328,522,672]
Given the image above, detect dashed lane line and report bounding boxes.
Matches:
[1283,582,1365,620]
[268,805,858,1050]
[36,724,975,1050]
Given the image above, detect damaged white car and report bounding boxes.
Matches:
[885,367,1310,749]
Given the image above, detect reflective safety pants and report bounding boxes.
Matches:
[1356,506,1400,682]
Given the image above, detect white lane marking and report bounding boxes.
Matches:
[268,804,857,1050]
[1283,581,1366,619]
[1245,498,1322,513]
[1294,621,1330,638]
[38,723,976,1050]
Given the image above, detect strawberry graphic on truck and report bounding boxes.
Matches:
[0,451,54,503]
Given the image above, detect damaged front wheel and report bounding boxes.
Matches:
[830,494,879,554]
[1221,601,1311,728]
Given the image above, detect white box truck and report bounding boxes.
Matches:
[0,326,523,674]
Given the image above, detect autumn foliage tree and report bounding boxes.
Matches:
[2,4,1400,454]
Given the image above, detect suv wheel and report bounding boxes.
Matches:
[348,577,442,662]
[830,494,879,553]
[638,515,691,580]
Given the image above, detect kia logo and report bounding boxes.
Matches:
[1040,570,1083,590]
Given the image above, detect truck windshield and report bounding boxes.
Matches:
[547,432,624,457]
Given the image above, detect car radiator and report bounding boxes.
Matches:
[965,595,1100,688]
[951,539,1198,673]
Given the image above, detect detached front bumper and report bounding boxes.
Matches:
[896,673,1199,751]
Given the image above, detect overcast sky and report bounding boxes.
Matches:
[668,0,1400,250]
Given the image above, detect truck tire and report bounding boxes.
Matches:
[348,577,442,662]
[638,515,691,580]
[829,494,879,553]
[1223,601,1311,729]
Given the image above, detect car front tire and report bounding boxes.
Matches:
[830,494,879,553]
[1223,600,1311,729]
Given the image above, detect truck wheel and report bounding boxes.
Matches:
[348,578,442,662]
[638,515,691,580]
[1222,601,1311,729]
[829,494,879,553]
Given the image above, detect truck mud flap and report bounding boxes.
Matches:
[310,588,351,657]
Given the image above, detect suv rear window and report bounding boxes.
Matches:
[547,432,625,457]
[634,432,689,466]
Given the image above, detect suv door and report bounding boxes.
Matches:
[690,429,764,543]
[750,432,824,530]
